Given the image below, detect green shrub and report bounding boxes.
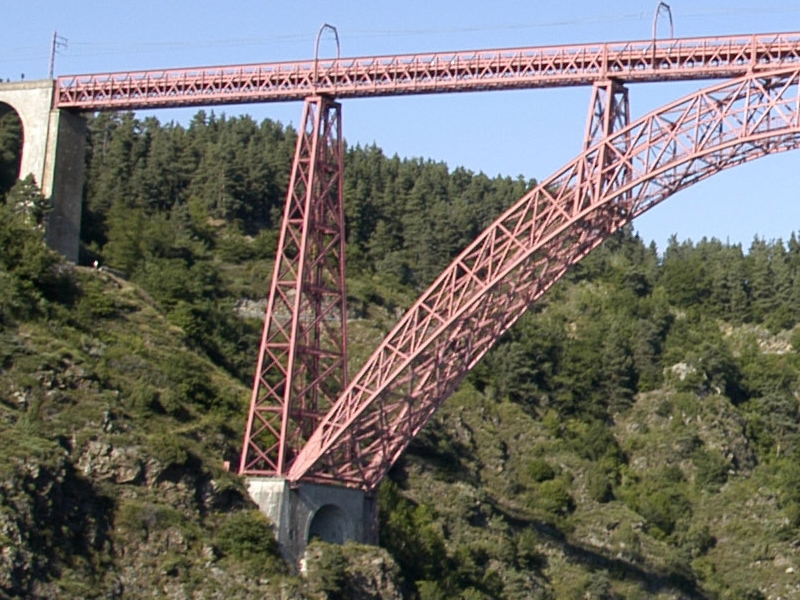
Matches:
[115,500,185,539]
[416,580,447,600]
[692,447,729,493]
[514,527,544,569]
[773,458,800,528]
[585,464,614,503]
[527,458,556,483]
[655,398,673,417]
[126,383,161,414]
[722,587,766,600]
[305,541,347,600]
[542,409,562,438]
[76,278,116,321]
[252,229,279,259]
[215,232,256,263]
[162,352,215,410]
[0,270,32,322]
[637,488,690,538]
[567,419,624,465]
[535,478,575,516]
[214,510,284,573]
[619,466,692,538]
[378,481,449,583]
[677,523,716,558]
[148,433,190,467]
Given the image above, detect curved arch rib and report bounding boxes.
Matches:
[288,65,800,491]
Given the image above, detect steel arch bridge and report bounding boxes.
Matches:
[51,31,800,493]
[251,67,800,491]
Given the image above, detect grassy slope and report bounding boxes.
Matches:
[0,266,295,598]
[4,255,800,599]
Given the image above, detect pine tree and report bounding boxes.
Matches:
[5,175,50,228]
[747,236,778,324]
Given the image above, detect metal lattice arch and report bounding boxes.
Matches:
[285,65,800,491]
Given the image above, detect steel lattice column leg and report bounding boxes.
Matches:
[240,95,348,477]
[584,79,630,150]
[574,79,632,223]
[585,79,630,195]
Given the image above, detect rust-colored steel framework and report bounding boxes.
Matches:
[56,32,800,110]
[53,30,800,491]
[286,67,800,490]
[239,95,348,477]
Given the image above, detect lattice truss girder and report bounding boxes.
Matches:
[287,66,800,490]
[55,32,800,110]
[240,95,348,476]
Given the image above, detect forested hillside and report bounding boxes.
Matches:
[1,110,800,599]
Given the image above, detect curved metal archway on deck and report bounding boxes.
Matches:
[285,65,800,491]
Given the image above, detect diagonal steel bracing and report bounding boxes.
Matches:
[239,95,348,477]
[55,32,800,110]
[285,66,800,491]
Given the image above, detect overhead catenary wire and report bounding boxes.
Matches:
[3,6,800,70]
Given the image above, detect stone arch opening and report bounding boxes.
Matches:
[307,503,352,544]
[0,102,24,196]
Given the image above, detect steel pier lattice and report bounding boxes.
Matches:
[286,66,800,491]
[82,32,800,491]
[239,95,348,477]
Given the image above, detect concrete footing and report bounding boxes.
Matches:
[247,477,378,569]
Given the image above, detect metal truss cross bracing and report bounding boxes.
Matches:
[114,29,800,491]
[284,66,800,491]
[239,95,348,477]
[55,32,800,110]
[582,80,631,211]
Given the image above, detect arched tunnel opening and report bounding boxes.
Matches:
[307,504,352,545]
[0,102,23,197]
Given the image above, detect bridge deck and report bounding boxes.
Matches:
[55,32,800,111]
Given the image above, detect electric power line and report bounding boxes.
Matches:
[3,6,800,69]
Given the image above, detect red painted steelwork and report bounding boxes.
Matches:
[582,80,631,208]
[286,66,800,490]
[239,95,348,477]
[56,32,800,110]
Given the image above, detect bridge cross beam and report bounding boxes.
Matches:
[239,94,348,478]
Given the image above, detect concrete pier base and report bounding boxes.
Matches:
[0,81,86,263]
[44,109,86,263]
[247,477,378,569]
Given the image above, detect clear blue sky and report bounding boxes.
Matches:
[4,1,800,252]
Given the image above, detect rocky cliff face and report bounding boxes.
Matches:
[0,434,404,599]
[0,452,111,597]
[0,269,405,599]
